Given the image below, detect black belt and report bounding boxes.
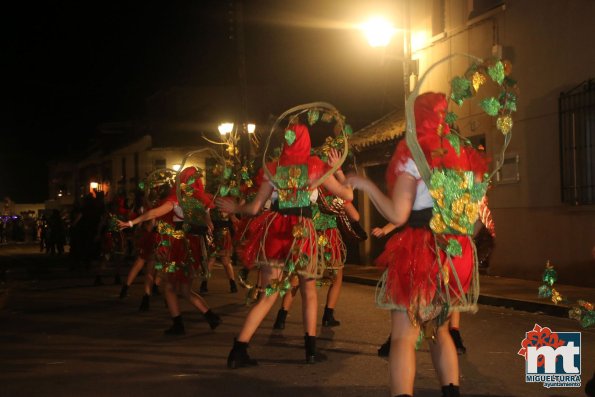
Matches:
[213,219,233,229]
[407,208,433,229]
[270,201,312,218]
[187,224,209,235]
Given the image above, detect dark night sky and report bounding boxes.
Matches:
[2,0,401,202]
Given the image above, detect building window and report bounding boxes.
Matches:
[432,0,445,37]
[468,0,505,20]
[559,79,595,205]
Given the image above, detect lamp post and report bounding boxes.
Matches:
[360,2,416,101]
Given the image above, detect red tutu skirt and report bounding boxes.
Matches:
[136,229,158,261]
[375,226,476,323]
[155,233,192,284]
[238,211,319,278]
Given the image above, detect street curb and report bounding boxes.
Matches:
[344,276,571,318]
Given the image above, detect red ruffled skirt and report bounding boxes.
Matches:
[375,226,475,323]
[136,229,158,261]
[155,234,192,284]
[238,210,319,278]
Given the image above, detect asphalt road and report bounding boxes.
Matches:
[0,244,593,397]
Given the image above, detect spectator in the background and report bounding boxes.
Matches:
[47,209,66,255]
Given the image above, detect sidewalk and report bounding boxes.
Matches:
[342,264,595,318]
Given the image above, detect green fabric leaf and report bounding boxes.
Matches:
[223,167,232,179]
[445,238,463,257]
[307,110,320,125]
[344,124,353,135]
[445,112,458,125]
[219,185,230,196]
[538,284,552,298]
[479,97,501,116]
[445,134,461,156]
[284,129,296,146]
[450,77,472,106]
[229,187,240,197]
[488,61,505,85]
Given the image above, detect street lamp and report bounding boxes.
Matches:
[360,5,417,98]
[218,122,234,135]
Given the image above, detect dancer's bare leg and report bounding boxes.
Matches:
[325,267,343,309]
[429,320,459,386]
[163,278,181,317]
[179,282,210,313]
[236,264,282,342]
[126,256,146,287]
[389,310,420,396]
[299,277,317,336]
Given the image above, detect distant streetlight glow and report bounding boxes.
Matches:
[246,123,256,134]
[218,122,234,135]
[360,17,396,47]
[172,164,181,171]
[90,182,99,191]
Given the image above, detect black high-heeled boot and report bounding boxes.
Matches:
[138,294,150,311]
[119,284,128,299]
[273,308,288,330]
[441,383,460,397]
[322,306,340,327]
[378,334,391,357]
[164,315,185,335]
[227,339,258,369]
[199,280,208,294]
[304,333,316,364]
[229,279,238,293]
[203,309,221,330]
[151,283,160,296]
[449,328,466,355]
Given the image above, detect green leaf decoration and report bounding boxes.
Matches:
[160,240,171,247]
[543,267,557,286]
[488,61,505,85]
[324,252,332,261]
[265,286,275,297]
[229,187,240,197]
[187,177,195,185]
[450,77,472,106]
[479,97,501,116]
[445,238,463,257]
[503,76,517,87]
[344,124,353,135]
[219,185,230,197]
[223,167,232,179]
[138,181,145,191]
[445,134,461,156]
[307,110,320,125]
[445,112,458,125]
[538,284,552,298]
[284,129,296,146]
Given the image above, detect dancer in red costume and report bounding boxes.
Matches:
[346,92,490,397]
[217,121,353,368]
[118,167,221,334]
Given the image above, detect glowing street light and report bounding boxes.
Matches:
[218,122,234,135]
[172,164,181,171]
[246,123,256,134]
[360,17,397,48]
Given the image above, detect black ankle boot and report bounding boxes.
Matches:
[119,284,128,299]
[449,328,466,355]
[303,333,327,363]
[378,335,391,357]
[164,315,185,335]
[441,383,460,397]
[199,280,208,294]
[229,279,238,293]
[204,309,222,330]
[227,339,258,369]
[322,306,340,327]
[139,294,150,311]
[273,308,288,330]
[151,283,160,296]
